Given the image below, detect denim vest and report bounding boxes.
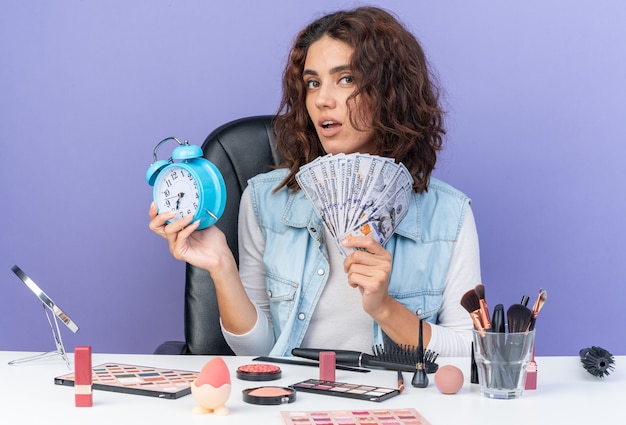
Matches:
[248,168,470,356]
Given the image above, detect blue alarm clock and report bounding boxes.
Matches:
[146,137,226,230]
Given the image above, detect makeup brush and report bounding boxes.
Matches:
[371,344,439,374]
[579,346,615,378]
[504,304,533,387]
[474,284,492,330]
[506,303,533,333]
[527,289,547,331]
[411,318,429,388]
[489,303,506,388]
[470,341,479,384]
[460,288,484,331]
[520,295,530,307]
[491,304,505,333]
[397,370,405,393]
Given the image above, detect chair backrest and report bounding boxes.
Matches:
[183,115,280,354]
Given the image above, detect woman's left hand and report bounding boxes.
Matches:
[342,236,393,317]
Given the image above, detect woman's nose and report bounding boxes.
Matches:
[314,85,336,109]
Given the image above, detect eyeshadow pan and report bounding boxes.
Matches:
[281,409,431,425]
[54,362,199,399]
[291,379,400,402]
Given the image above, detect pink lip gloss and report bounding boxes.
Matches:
[74,346,93,407]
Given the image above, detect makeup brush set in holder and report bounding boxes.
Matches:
[461,285,547,398]
[461,285,547,336]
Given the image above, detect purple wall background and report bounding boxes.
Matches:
[2,1,625,356]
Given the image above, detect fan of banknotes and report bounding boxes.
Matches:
[296,153,413,257]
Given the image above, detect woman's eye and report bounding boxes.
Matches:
[305,79,319,89]
[340,75,354,85]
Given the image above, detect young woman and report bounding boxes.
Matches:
[149,6,481,357]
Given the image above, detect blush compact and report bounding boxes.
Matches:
[237,363,282,381]
[242,386,296,405]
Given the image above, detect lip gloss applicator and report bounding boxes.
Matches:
[74,346,93,407]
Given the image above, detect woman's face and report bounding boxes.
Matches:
[303,35,375,155]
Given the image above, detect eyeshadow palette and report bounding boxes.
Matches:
[291,379,400,402]
[281,408,431,425]
[54,363,198,399]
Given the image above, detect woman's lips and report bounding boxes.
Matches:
[319,120,341,137]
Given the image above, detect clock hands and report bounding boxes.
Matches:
[175,193,185,210]
[164,193,185,210]
[165,192,216,220]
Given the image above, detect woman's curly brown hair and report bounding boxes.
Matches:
[273,6,445,194]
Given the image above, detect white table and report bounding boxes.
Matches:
[1,351,623,424]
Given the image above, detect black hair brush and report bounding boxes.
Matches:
[371,344,439,374]
[579,346,615,378]
[292,345,439,374]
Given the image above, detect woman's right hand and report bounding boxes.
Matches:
[148,202,233,273]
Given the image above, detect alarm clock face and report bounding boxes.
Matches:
[154,166,199,222]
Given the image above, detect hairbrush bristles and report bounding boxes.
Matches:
[372,344,439,374]
[579,346,615,378]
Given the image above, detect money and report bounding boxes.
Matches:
[296,153,412,256]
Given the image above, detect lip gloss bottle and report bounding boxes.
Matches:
[74,346,93,407]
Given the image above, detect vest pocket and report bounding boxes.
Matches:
[390,290,442,321]
[266,272,298,302]
[266,272,299,328]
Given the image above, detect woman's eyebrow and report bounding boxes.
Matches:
[329,65,351,74]
[303,64,351,77]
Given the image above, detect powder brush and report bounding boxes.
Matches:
[460,289,484,331]
[506,303,533,333]
[474,284,492,329]
[503,304,533,388]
